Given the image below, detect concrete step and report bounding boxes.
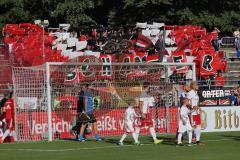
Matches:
[0,57,7,61]
[224,75,240,79]
[226,62,240,68]
[227,69,240,73]
[0,78,12,82]
[221,48,236,52]
[227,61,240,64]
[0,75,11,79]
[0,67,11,71]
[228,58,240,61]
[0,80,11,83]
[224,84,239,88]
[0,63,11,66]
[226,77,239,81]
[0,75,11,78]
[224,50,239,61]
[224,78,238,82]
[225,73,240,77]
[227,66,240,72]
[0,63,10,66]
[226,61,240,69]
[225,51,236,55]
[229,70,240,75]
[0,59,9,62]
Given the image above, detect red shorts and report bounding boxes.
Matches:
[140,113,153,127]
[6,119,15,130]
[192,114,201,126]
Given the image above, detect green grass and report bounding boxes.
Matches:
[0,132,240,160]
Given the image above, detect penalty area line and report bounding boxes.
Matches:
[0,138,236,152]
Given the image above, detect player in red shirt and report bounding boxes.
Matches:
[0,92,16,143]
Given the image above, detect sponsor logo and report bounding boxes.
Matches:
[215,109,239,129]
[202,54,213,71]
[202,90,230,99]
[27,118,72,135]
[200,110,207,130]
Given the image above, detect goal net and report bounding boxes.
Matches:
[12,62,196,142]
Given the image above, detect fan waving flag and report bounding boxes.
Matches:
[198,49,218,76]
[170,50,188,74]
[136,33,153,49]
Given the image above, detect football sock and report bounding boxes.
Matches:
[195,125,201,142]
[95,134,100,140]
[78,135,83,141]
[132,132,138,143]
[188,131,192,144]
[150,127,157,141]
[178,132,183,144]
[135,127,140,139]
[120,133,127,143]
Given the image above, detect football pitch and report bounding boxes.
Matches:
[0,132,240,160]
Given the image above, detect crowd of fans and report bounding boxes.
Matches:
[229,86,240,106]
[233,28,240,58]
[49,24,165,55]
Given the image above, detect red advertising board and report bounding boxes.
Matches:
[16,108,178,141]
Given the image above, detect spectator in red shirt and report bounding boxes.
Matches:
[79,32,87,41]
[214,71,225,89]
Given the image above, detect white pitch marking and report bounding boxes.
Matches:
[0,138,236,152]
[0,144,152,152]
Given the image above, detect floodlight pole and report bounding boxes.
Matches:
[40,20,49,62]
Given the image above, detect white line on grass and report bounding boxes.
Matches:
[0,138,236,152]
[0,144,153,152]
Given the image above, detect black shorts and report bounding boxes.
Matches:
[87,113,97,123]
[77,113,97,123]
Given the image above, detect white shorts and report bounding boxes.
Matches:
[178,121,192,133]
[125,121,134,133]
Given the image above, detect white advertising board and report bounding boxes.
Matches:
[17,97,38,110]
[201,106,240,132]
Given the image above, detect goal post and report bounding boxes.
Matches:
[46,63,53,142]
[13,62,196,142]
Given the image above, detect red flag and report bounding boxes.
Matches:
[136,33,153,49]
[198,49,218,76]
[170,50,188,74]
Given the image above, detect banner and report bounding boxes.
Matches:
[198,78,231,106]
[201,89,230,100]
[199,89,231,106]
[16,108,178,141]
[17,97,38,109]
[201,106,240,132]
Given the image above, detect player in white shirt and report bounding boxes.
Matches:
[136,82,162,144]
[177,98,193,146]
[187,81,204,145]
[118,100,140,145]
[175,84,190,143]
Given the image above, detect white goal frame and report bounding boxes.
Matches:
[13,62,196,142]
